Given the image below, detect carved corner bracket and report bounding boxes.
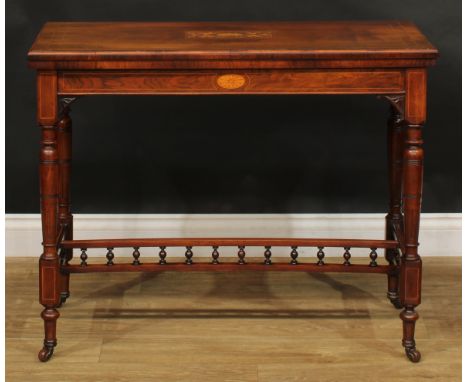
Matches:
[379,94,405,121]
[58,96,79,116]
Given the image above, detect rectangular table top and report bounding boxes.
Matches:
[28,21,438,62]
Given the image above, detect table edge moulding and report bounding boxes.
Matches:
[27,21,439,363]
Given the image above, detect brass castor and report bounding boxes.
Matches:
[405,347,421,363]
[38,346,54,362]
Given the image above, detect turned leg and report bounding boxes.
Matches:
[57,98,75,306]
[399,69,426,363]
[37,71,61,362]
[384,96,404,309]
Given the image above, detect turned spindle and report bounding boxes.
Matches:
[317,247,325,265]
[132,247,141,265]
[106,248,114,265]
[80,248,88,266]
[185,246,193,265]
[159,246,167,265]
[343,247,351,265]
[211,246,220,264]
[369,248,378,267]
[264,246,272,265]
[238,246,246,264]
[290,246,298,265]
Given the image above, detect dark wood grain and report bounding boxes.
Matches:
[28,21,438,62]
[56,98,73,306]
[398,68,426,362]
[62,262,395,274]
[57,70,405,95]
[29,58,438,71]
[28,22,438,70]
[37,70,60,362]
[385,96,405,309]
[60,238,399,249]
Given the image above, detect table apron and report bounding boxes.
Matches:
[57,69,405,95]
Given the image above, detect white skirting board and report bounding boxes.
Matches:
[5,213,461,258]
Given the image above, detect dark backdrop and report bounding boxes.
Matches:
[6,0,461,213]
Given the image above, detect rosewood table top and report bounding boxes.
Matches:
[28,21,438,68]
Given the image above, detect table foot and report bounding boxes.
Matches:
[404,346,421,363]
[38,342,55,362]
[400,306,420,363]
[39,307,59,362]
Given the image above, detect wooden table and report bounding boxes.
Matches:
[28,21,438,363]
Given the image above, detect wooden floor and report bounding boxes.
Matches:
[6,257,461,381]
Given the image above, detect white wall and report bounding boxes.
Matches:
[5,213,461,259]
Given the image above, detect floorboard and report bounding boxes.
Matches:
[6,257,461,381]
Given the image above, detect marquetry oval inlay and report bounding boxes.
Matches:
[186,31,272,40]
[216,74,247,90]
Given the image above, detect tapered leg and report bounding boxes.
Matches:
[57,98,74,306]
[399,69,426,363]
[384,96,404,309]
[37,71,61,362]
